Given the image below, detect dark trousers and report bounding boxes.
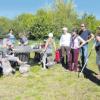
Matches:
[69,48,79,71]
[60,46,70,68]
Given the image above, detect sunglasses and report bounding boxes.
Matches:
[81,26,85,27]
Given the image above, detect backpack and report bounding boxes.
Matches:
[55,49,60,63]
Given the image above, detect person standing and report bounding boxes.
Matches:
[95,29,100,79]
[60,27,71,69]
[42,33,56,69]
[69,28,85,71]
[79,23,94,68]
[7,29,16,44]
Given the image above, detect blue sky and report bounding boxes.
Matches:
[0,0,99,19]
[74,0,100,19]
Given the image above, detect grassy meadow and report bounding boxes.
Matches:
[0,41,100,100]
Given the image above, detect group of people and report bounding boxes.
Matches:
[0,29,30,76]
[44,23,100,79]
[59,24,94,72]
[0,24,100,78]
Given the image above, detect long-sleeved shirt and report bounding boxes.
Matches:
[60,33,71,47]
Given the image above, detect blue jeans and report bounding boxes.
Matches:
[80,45,88,67]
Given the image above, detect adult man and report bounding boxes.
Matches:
[19,35,28,45]
[79,23,94,68]
[18,32,28,45]
[60,27,71,68]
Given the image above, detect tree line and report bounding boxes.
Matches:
[0,0,100,40]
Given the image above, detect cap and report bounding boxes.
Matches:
[62,27,68,31]
[48,33,53,37]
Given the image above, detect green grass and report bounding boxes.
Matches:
[0,42,100,100]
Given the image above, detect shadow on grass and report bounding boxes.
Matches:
[60,59,69,70]
[0,67,3,77]
[29,58,42,67]
[82,67,100,86]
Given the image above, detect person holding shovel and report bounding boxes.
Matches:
[79,23,94,68]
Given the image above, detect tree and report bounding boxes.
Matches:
[0,17,12,38]
[81,13,97,33]
[30,9,55,39]
[53,0,78,29]
[12,14,35,38]
[0,0,99,39]
[30,0,78,39]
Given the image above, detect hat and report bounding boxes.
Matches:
[48,33,53,37]
[62,27,68,31]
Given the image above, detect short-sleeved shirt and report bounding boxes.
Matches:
[20,36,28,44]
[79,30,91,41]
[8,33,16,44]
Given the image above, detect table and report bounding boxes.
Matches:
[14,45,43,63]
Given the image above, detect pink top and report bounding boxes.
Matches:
[70,35,85,49]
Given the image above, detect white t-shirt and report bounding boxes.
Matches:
[60,33,71,47]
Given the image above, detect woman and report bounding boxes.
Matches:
[42,33,56,69]
[69,28,85,71]
[95,30,100,79]
[7,29,16,44]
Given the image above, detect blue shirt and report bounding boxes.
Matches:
[8,33,16,44]
[79,30,91,41]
